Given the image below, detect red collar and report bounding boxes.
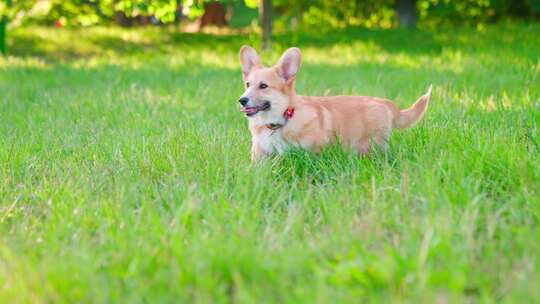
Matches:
[266,107,295,130]
[283,107,295,119]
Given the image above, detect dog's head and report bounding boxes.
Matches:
[238,46,301,125]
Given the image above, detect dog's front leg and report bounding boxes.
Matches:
[251,143,268,163]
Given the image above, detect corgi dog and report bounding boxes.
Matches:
[238,46,432,162]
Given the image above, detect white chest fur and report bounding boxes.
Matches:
[254,130,290,155]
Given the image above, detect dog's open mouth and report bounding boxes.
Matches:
[240,101,271,117]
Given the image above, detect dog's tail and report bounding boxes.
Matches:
[394,85,432,129]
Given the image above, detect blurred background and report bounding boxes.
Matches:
[1,0,540,54]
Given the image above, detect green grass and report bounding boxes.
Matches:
[1,22,539,303]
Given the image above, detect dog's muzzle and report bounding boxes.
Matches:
[240,101,271,117]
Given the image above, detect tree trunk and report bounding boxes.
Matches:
[199,1,227,29]
[175,1,184,23]
[396,0,417,29]
[259,0,272,50]
[115,11,133,27]
[0,18,6,55]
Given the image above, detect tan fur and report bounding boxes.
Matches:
[238,46,432,162]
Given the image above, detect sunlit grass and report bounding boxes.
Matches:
[0,22,539,302]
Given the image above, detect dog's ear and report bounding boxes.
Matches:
[275,47,301,83]
[239,45,261,79]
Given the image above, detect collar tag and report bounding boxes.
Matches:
[266,123,282,130]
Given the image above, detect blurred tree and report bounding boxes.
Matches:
[0,7,5,55]
[260,0,271,50]
[531,0,540,18]
[112,0,178,25]
[294,0,394,29]
[199,1,227,29]
[228,0,257,28]
[396,0,416,28]
[23,0,179,27]
[242,0,274,49]
[2,0,540,56]
[0,0,37,55]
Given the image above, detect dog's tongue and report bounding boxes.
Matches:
[241,107,258,114]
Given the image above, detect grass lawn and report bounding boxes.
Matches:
[1,22,539,303]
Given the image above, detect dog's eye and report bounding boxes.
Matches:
[246,82,250,88]
[259,83,268,89]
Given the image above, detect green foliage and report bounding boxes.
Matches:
[40,0,111,26]
[114,0,178,23]
[0,0,35,20]
[29,0,179,26]
[530,0,540,14]
[3,0,540,29]
[229,1,258,28]
[419,0,540,26]
[0,19,5,54]
[2,0,189,27]
[281,0,540,29]
[280,0,395,29]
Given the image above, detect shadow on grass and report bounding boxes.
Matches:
[10,24,539,61]
[9,27,440,61]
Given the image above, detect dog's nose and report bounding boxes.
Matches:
[238,97,249,106]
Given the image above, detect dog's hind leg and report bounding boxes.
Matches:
[371,127,391,153]
[354,139,371,156]
[373,134,389,152]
